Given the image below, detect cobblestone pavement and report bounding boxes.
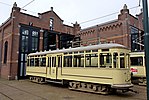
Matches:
[0,78,147,100]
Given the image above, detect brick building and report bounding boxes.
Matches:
[0,3,144,80]
[0,2,80,79]
[77,4,144,51]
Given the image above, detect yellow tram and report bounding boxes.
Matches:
[130,51,146,85]
[26,43,133,94]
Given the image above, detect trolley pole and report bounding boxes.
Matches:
[142,0,149,99]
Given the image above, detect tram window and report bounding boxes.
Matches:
[86,54,91,67]
[40,57,46,67]
[74,51,78,54]
[106,54,112,64]
[86,50,90,53]
[100,54,104,66]
[130,57,143,66]
[85,54,98,67]
[102,49,109,52]
[48,57,51,67]
[92,49,98,52]
[64,56,72,67]
[120,53,125,68]
[73,55,84,67]
[30,58,34,66]
[126,54,130,68]
[120,58,125,68]
[58,56,62,67]
[35,58,39,66]
[100,53,112,68]
[52,57,56,67]
[73,56,77,67]
[80,55,84,67]
[79,51,84,54]
[113,53,118,68]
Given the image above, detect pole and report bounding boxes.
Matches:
[142,0,149,99]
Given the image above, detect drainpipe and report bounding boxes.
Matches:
[7,17,13,80]
[96,25,100,44]
[9,15,15,80]
[8,7,16,80]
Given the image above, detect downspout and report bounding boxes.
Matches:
[125,10,130,49]
[126,16,130,49]
[96,25,100,44]
[9,15,15,80]
[8,18,13,80]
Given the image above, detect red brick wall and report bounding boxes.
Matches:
[0,5,77,79]
[0,21,13,79]
[78,5,142,50]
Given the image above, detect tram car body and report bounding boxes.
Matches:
[130,51,146,84]
[26,43,133,94]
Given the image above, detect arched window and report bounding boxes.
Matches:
[4,41,8,64]
[49,18,54,30]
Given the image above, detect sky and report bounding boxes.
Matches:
[0,0,146,29]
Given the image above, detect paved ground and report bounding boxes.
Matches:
[0,78,147,100]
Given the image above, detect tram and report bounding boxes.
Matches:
[26,43,133,94]
[130,51,146,85]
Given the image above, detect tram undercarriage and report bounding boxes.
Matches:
[29,76,135,94]
[69,81,112,94]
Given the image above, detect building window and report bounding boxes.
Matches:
[31,31,39,52]
[4,41,8,64]
[21,29,29,52]
[49,18,54,30]
[43,31,48,50]
[21,27,39,53]
[131,26,139,51]
[43,31,56,51]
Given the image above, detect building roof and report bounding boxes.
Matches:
[38,7,63,21]
[80,19,118,32]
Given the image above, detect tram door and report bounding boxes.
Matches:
[50,54,62,79]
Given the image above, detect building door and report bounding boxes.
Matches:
[18,25,40,79]
[51,56,57,79]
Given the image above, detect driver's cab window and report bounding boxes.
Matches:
[120,53,125,68]
[113,53,118,68]
[100,53,112,68]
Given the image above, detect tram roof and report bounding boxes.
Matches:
[28,43,128,56]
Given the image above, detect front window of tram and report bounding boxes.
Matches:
[113,53,118,68]
[120,53,125,68]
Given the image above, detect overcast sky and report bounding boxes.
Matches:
[0,0,147,28]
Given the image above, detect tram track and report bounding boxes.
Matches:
[0,79,147,100]
[0,80,48,100]
[0,91,14,100]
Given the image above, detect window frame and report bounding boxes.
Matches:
[3,41,8,64]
